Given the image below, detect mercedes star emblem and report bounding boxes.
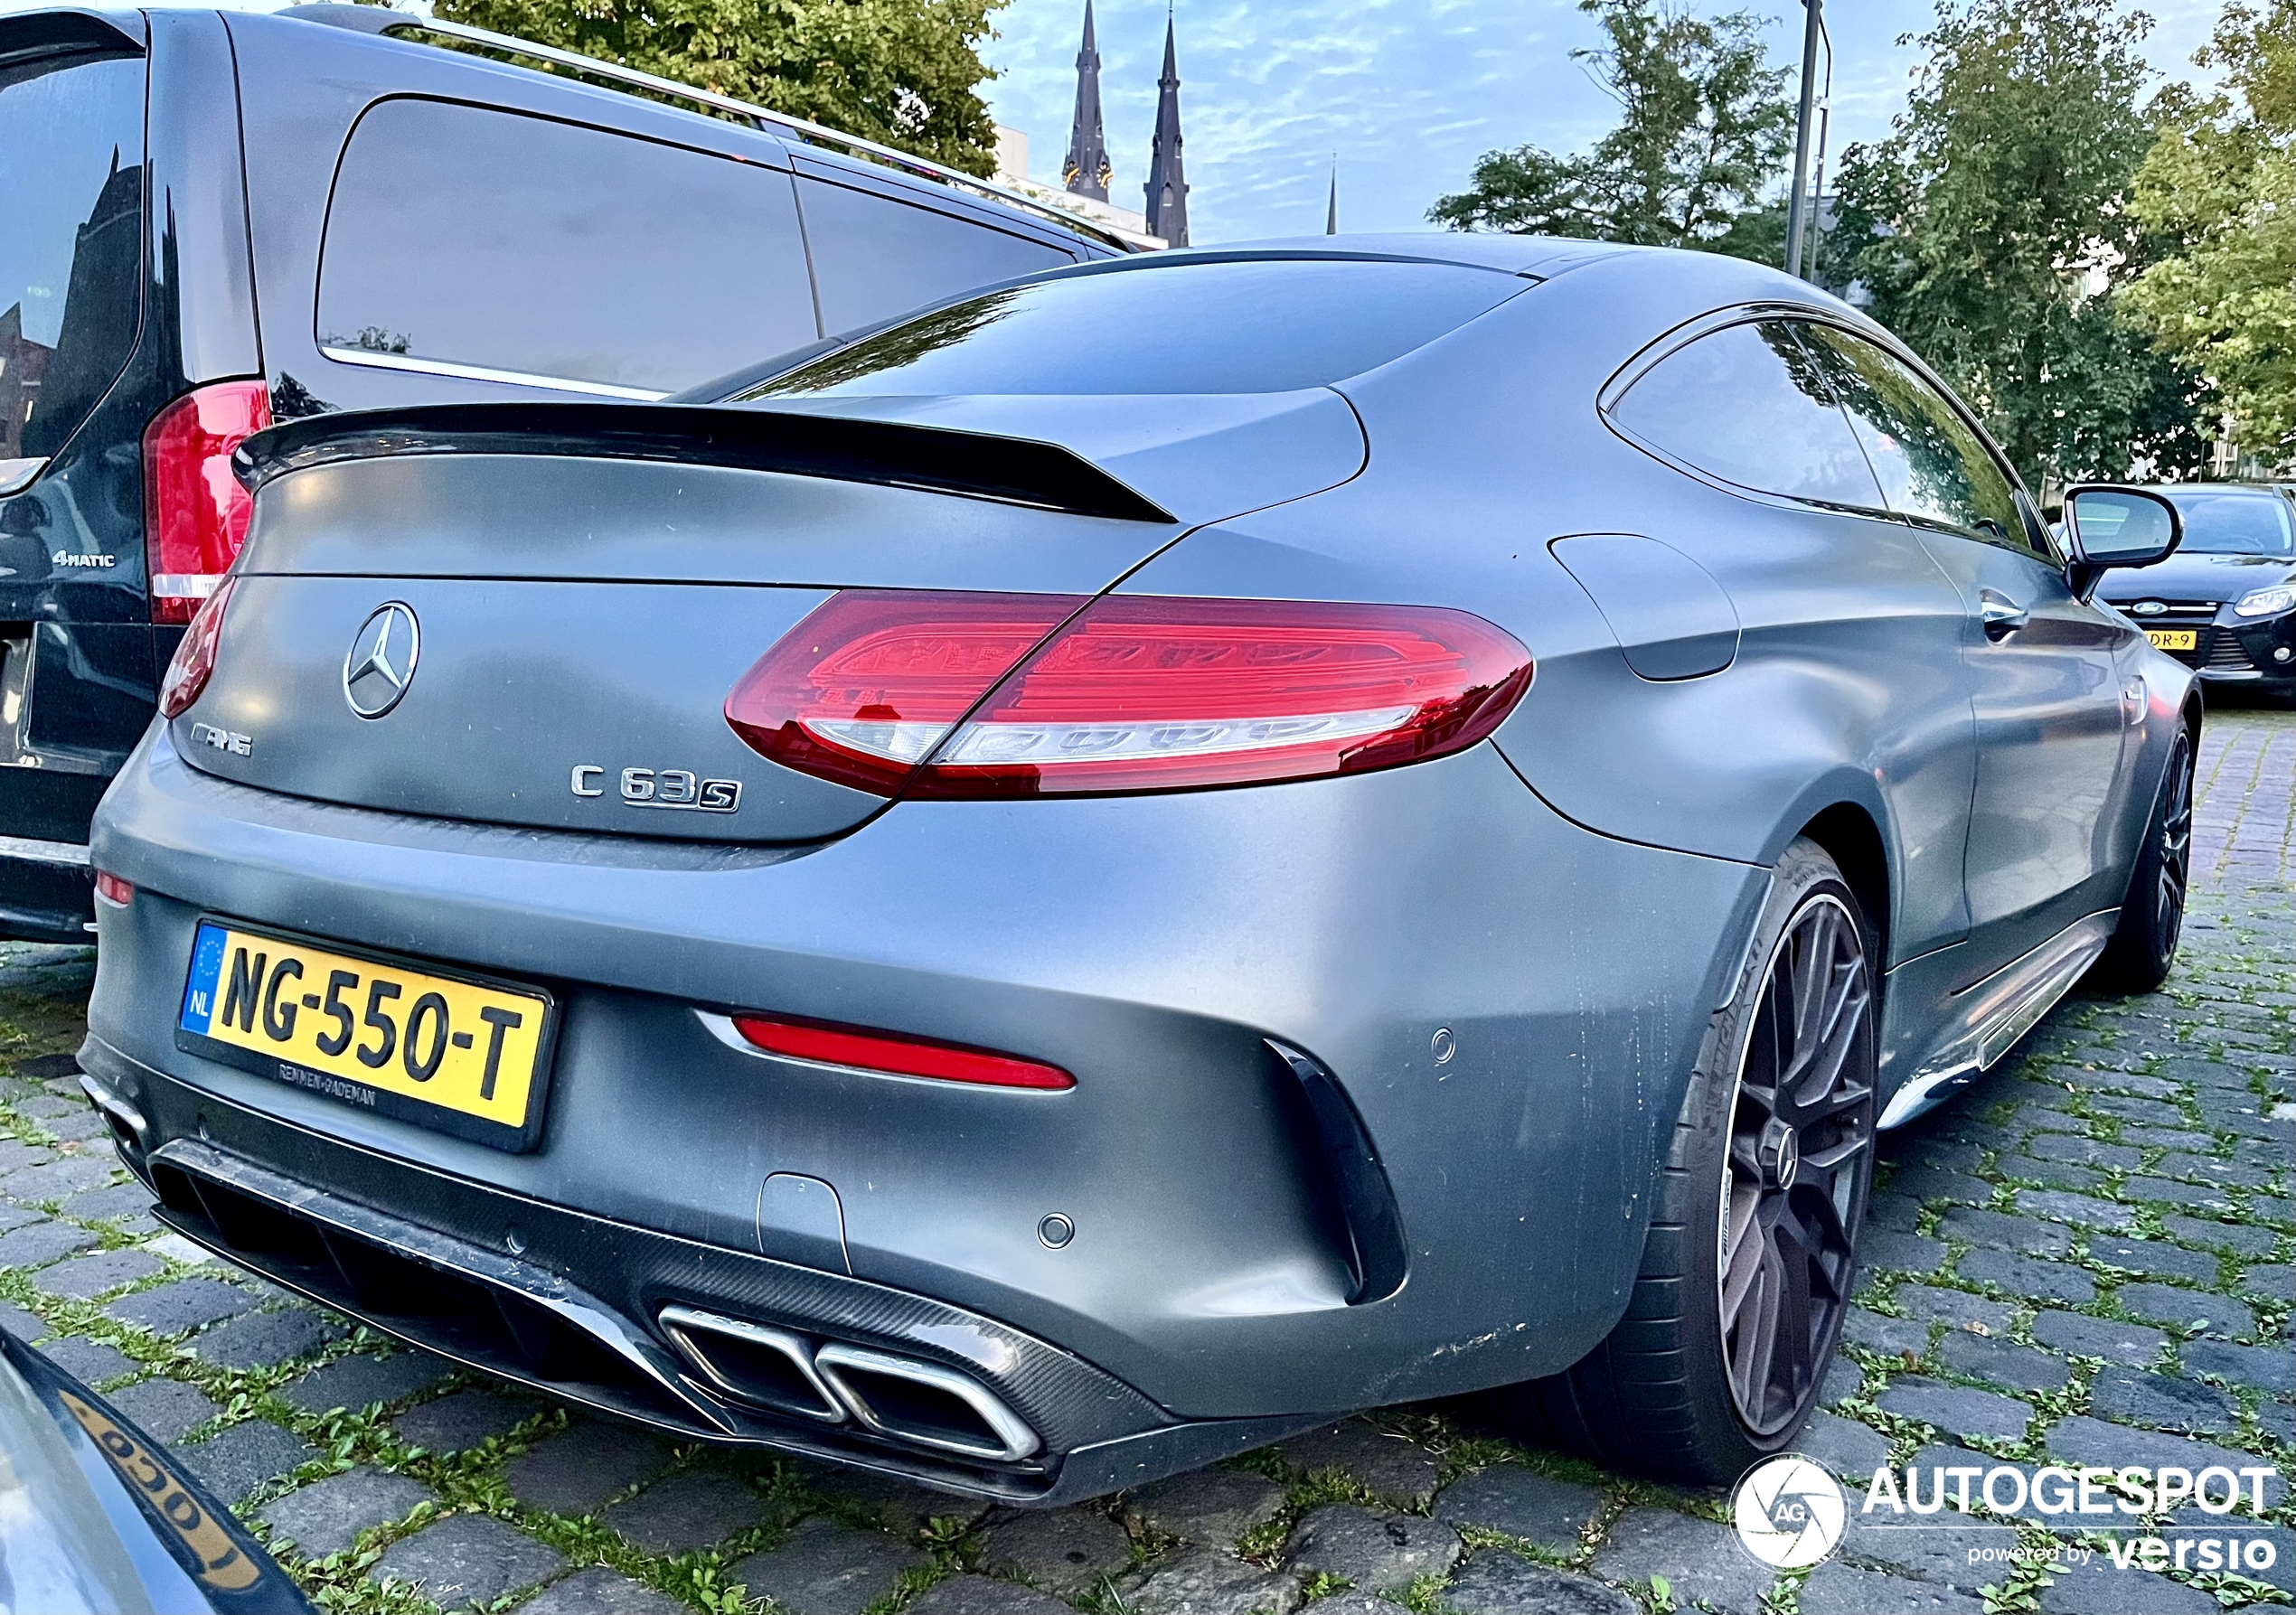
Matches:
[343,603,420,718]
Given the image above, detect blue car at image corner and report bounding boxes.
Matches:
[80,235,2201,1497]
[0,1324,308,1611]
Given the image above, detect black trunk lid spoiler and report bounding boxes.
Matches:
[234,400,1178,524]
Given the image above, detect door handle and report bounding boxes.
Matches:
[1979,591,2029,640]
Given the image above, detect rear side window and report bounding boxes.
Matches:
[317,99,817,396]
[740,258,1527,398]
[1609,321,1884,509]
[0,50,145,461]
[1796,324,2037,559]
[797,177,1076,338]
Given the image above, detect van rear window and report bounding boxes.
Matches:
[316,99,820,397]
[0,49,145,462]
[797,176,1075,338]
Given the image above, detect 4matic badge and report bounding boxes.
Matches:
[571,765,741,813]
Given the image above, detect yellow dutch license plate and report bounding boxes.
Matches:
[2146,629,2197,652]
[176,920,556,1150]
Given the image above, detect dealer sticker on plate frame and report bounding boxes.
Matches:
[176,918,558,1151]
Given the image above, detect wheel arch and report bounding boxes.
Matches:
[1796,801,1892,968]
[1751,770,1898,968]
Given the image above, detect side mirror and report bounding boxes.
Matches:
[2063,484,2182,599]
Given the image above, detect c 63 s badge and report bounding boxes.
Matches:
[572,765,741,812]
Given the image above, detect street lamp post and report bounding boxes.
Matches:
[1784,0,1823,279]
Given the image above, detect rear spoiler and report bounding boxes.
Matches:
[234,401,1178,524]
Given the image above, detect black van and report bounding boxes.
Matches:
[0,5,1124,942]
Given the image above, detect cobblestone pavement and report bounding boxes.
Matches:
[0,709,2287,1615]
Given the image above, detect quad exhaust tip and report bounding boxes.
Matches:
[658,1306,1040,1463]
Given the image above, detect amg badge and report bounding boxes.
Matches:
[571,765,740,812]
[190,722,253,756]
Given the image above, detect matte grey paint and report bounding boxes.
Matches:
[87,239,2195,1495]
[1549,534,1740,680]
[94,728,1759,1416]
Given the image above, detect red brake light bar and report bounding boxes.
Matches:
[725,591,1531,798]
[731,1015,1075,1091]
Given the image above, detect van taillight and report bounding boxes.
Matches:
[725,590,1533,798]
[143,380,271,624]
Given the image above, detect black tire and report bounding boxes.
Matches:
[1477,839,1878,1483]
[2089,723,2195,995]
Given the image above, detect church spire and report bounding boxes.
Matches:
[1061,0,1112,202]
[1143,10,1188,246]
[1325,158,1338,234]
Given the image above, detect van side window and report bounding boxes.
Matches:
[1609,321,1887,510]
[797,177,1076,338]
[317,99,818,396]
[0,50,145,460]
[1793,324,2039,559]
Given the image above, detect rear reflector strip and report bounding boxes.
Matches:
[729,1015,1075,1091]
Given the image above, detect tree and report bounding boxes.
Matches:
[1830,0,2212,484]
[1428,0,1794,251]
[429,0,1007,176]
[2122,0,2296,466]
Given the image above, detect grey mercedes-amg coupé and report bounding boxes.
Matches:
[83,237,2196,1494]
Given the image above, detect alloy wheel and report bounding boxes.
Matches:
[1717,892,1875,1436]
[2153,733,2193,954]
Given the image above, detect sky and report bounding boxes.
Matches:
[981,0,2233,242]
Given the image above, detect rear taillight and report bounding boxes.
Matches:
[143,380,271,624]
[157,577,234,719]
[724,592,1086,795]
[94,871,134,907]
[731,1014,1075,1090]
[725,591,1532,798]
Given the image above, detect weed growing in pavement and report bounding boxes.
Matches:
[1389,1570,1452,1612]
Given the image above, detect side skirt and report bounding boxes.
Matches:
[1877,909,2118,1129]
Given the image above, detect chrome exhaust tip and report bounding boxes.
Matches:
[814,1342,1040,1462]
[659,1305,846,1423]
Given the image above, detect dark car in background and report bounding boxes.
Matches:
[2095,483,2296,702]
[0,3,1121,944]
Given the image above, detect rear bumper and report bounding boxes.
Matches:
[0,835,96,943]
[77,1092,1303,1503]
[88,727,1762,1492]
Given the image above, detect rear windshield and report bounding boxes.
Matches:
[2163,490,2294,557]
[317,99,819,396]
[0,49,145,461]
[737,259,1528,398]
